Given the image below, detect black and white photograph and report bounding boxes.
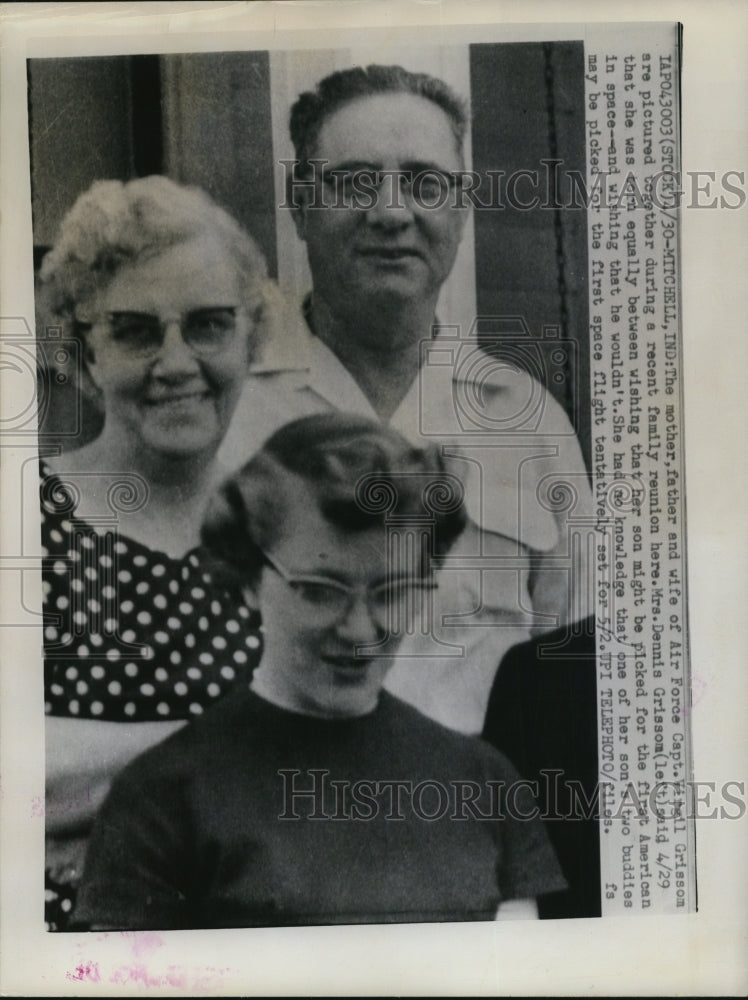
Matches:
[0,1,745,995]
[31,38,602,934]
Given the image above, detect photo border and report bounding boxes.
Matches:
[1,1,746,995]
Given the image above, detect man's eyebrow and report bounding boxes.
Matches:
[107,310,158,319]
[321,160,458,175]
[322,160,381,174]
[400,160,458,175]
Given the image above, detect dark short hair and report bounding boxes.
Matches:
[290,64,469,177]
[201,413,466,585]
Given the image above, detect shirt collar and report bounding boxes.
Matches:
[249,294,314,374]
[252,293,517,391]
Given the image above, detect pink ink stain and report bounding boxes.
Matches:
[107,962,228,991]
[102,933,228,991]
[120,928,164,959]
[190,966,232,992]
[66,961,100,983]
[67,934,230,991]
[109,963,173,989]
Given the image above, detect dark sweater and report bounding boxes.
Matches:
[75,688,566,929]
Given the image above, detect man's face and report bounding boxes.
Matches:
[293,92,468,313]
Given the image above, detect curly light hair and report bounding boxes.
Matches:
[40,175,270,324]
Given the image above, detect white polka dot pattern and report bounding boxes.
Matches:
[41,463,262,721]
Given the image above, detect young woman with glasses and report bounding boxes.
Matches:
[74,413,566,930]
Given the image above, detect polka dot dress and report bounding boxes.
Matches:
[40,461,263,931]
[40,463,263,721]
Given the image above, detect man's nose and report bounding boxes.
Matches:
[151,320,201,376]
[364,172,415,228]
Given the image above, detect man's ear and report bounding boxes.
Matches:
[290,205,307,242]
[455,198,470,237]
[287,164,320,242]
[289,193,310,243]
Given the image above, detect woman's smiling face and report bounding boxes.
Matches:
[250,492,410,719]
[84,234,252,460]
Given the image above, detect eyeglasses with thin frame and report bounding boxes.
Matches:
[95,307,244,359]
[260,548,438,631]
[319,167,461,207]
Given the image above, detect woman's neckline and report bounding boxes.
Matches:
[248,677,381,724]
[39,457,211,563]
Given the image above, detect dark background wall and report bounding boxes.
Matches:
[470,42,589,465]
[29,57,136,251]
[28,45,589,467]
[28,53,277,269]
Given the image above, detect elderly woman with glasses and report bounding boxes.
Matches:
[73,413,565,930]
[39,176,274,928]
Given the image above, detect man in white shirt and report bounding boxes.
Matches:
[220,64,593,733]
